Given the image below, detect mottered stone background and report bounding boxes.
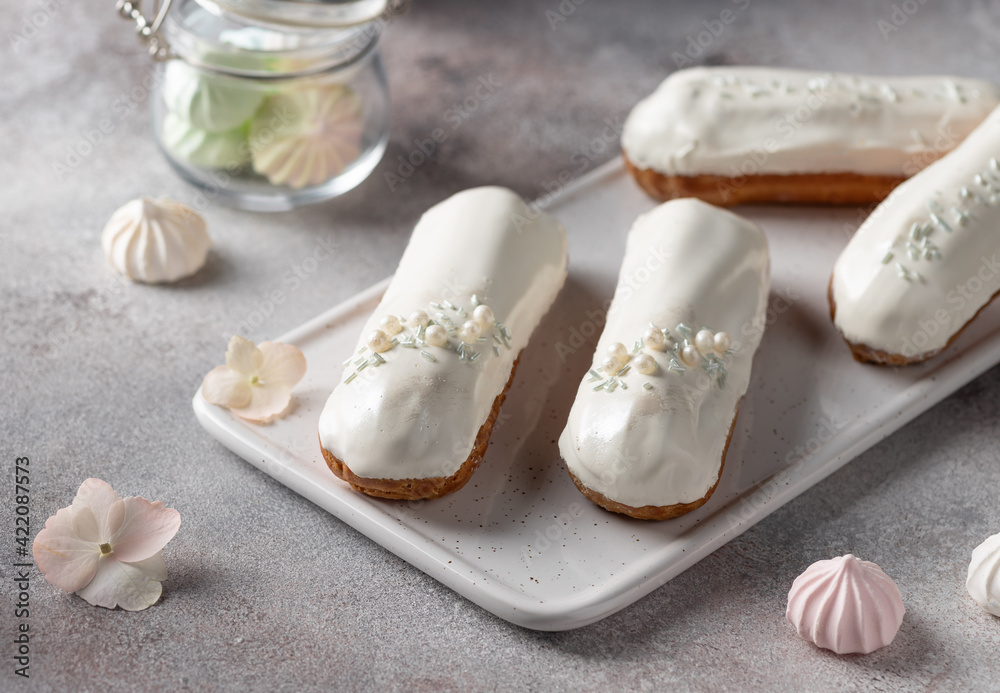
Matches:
[2,0,999,690]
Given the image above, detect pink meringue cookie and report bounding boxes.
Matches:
[786,554,905,655]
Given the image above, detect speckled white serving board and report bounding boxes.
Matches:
[193,159,1000,631]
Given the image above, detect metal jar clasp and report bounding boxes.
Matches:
[115,0,175,61]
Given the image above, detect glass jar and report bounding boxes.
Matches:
[119,0,394,211]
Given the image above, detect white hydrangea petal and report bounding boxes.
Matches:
[256,341,306,388]
[230,380,293,423]
[224,335,258,376]
[71,478,122,540]
[201,365,252,408]
[76,552,167,611]
[32,505,101,593]
[72,506,104,544]
[110,498,181,563]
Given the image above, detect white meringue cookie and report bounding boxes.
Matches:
[161,113,251,170]
[967,533,1000,616]
[162,61,265,133]
[786,554,905,655]
[102,197,211,284]
[250,83,363,189]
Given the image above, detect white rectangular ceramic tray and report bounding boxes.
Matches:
[194,158,1000,631]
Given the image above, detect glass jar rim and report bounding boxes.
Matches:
[163,0,390,77]
[204,0,390,29]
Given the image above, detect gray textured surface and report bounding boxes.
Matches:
[3,0,1000,690]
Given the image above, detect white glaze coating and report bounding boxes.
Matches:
[622,67,1000,178]
[318,187,568,481]
[101,197,211,284]
[559,199,769,509]
[967,532,1000,616]
[832,105,1000,358]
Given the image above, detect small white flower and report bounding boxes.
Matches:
[33,478,181,611]
[201,336,306,423]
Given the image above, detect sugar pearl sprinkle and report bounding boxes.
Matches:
[607,342,628,363]
[424,324,448,347]
[473,304,495,329]
[379,314,402,336]
[342,294,512,384]
[714,331,731,353]
[633,353,656,375]
[642,327,665,350]
[694,329,714,354]
[367,329,391,353]
[460,320,482,343]
[888,157,1000,282]
[408,310,429,328]
[588,322,731,393]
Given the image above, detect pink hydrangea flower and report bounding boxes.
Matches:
[33,478,181,611]
[201,336,307,423]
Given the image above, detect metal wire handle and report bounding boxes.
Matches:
[116,0,175,61]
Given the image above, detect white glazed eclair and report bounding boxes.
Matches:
[622,67,1000,206]
[830,105,1000,365]
[559,198,770,520]
[319,187,568,499]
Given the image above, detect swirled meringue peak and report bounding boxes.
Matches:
[967,533,1000,616]
[101,197,211,284]
[250,83,363,189]
[786,554,905,655]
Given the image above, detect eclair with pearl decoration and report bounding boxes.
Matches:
[559,198,770,520]
[831,104,1000,365]
[622,67,1000,206]
[318,187,568,500]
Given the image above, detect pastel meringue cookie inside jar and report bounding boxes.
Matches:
[152,0,391,211]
